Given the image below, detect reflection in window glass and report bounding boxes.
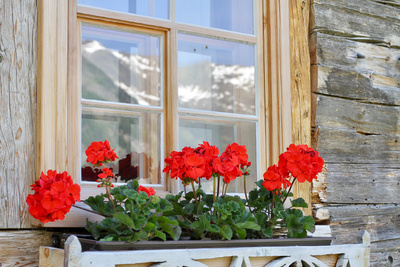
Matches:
[178,33,256,115]
[175,0,254,34]
[81,23,162,106]
[81,110,162,185]
[179,118,257,193]
[77,0,169,20]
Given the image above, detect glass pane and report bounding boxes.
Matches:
[178,33,256,115]
[81,23,162,106]
[77,0,169,20]
[81,110,162,185]
[179,117,257,193]
[176,0,254,34]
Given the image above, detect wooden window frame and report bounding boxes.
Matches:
[37,0,310,227]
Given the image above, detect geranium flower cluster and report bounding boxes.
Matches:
[163,142,250,185]
[26,170,80,224]
[138,185,156,197]
[85,140,118,166]
[262,144,324,192]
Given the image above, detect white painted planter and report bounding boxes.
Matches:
[40,231,370,267]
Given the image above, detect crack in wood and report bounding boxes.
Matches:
[371,0,400,8]
[355,130,381,136]
[315,92,400,107]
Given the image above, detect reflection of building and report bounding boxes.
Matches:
[81,152,156,183]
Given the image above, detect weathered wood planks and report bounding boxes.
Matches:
[314,0,400,47]
[0,0,37,228]
[312,0,400,266]
[0,230,53,266]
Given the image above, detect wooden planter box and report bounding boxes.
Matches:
[39,231,370,266]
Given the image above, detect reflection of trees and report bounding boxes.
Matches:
[82,40,255,115]
[178,61,255,115]
[82,40,160,106]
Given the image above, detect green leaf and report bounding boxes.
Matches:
[184,203,196,215]
[236,221,261,231]
[137,230,149,241]
[300,216,315,232]
[127,179,139,191]
[143,222,156,233]
[157,198,173,212]
[286,214,308,238]
[154,230,167,241]
[263,227,273,238]
[220,225,233,240]
[100,236,114,242]
[291,198,308,208]
[113,213,135,229]
[235,227,246,239]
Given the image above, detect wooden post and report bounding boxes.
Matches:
[64,235,82,267]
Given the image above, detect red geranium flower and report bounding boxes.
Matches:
[163,142,250,185]
[138,185,156,197]
[85,140,118,166]
[262,165,292,191]
[26,170,81,224]
[278,144,324,183]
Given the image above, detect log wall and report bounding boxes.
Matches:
[311,0,400,266]
[0,0,37,228]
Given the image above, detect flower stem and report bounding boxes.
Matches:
[72,204,110,217]
[191,181,199,207]
[213,176,216,204]
[282,177,297,205]
[106,186,117,213]
[217,176,221,197]
[243,175,252,212]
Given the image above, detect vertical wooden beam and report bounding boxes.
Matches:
[0,0,37,228]
[37,0,69,175]
[264,0,292,167]
[289,0,312,215]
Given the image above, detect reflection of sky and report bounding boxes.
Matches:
[175,0,210,25]
[78,0,169,19]
[178,34,254,67]
[82,24,160,56]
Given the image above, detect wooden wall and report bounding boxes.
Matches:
[1,0,399,266]
[311,0,400,266]
[0,0,37,228]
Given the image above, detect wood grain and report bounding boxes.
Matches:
[0,0,37,228]
[314,0,400,47]
[312,1,400,266]
[0,230,53,266]
[328,204,400,245]
[325,163,400,204]
[289,0,313,216]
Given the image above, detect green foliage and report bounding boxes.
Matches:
[84,180,181,242]
[165,188,260,240]
[84,179,315,242]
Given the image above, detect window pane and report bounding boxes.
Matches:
[175,0,254,34]
[81,23,162,107]
[77,0,169,20]
[179,117,257,193]
[81,110,162,185]
[178,33,256,115]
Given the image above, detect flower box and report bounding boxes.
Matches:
[53,233,332,251]
[40,231,370,266]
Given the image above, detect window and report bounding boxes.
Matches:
[37,0,293,226]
